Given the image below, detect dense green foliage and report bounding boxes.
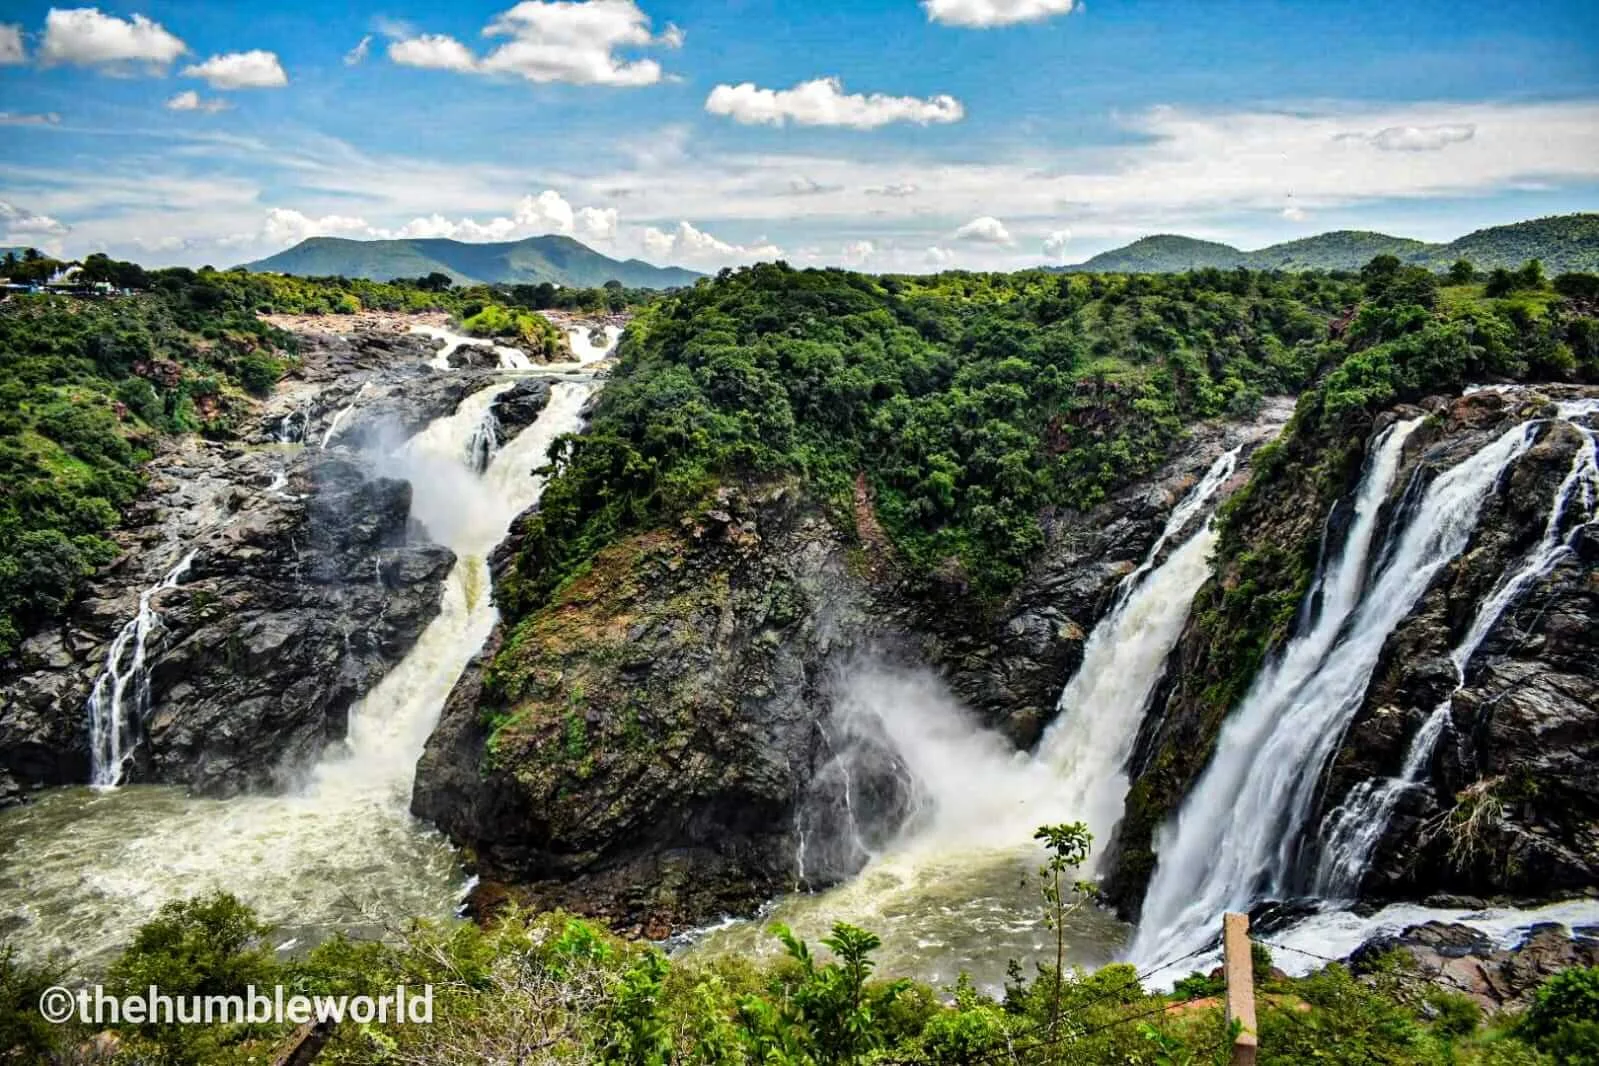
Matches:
[500,262,1358,616]
[0,257,636,657]
[242,233,703,288]
[1060,213,1599,275]
[2,883,1580,1064]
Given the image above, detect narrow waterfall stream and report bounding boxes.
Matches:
[0,379,594,970]
[689,448,1246,988]
[1132,402,1599,969]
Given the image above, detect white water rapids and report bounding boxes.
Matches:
[412,321,620,372]
[0,379,593,969]
[692,448,1245,987]
[1133,401,1599,969]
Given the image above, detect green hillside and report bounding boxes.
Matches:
[1062,235,1247,273]
[240,233,702,289]
[1059,213,1599,274]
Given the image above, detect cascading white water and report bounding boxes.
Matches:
[1130,410,1580,967]
[411,323,535,370]
[696,447,1250,987]
[1034,447,1241,866]
[567,324,623,364]
[1313,403,1599,896]
[319,382,375,450]
[465,404,502,474]
[1,380,594,968]
[85,552,197,788]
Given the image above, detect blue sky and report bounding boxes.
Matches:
[1,0,1596,271]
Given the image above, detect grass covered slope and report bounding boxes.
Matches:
[1060,213,1599,274]
[242,233,704,289]
[496,263,1365,624]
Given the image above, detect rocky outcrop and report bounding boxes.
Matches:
[411,408,1287,931]
[901,399,1294,746]
[1349,920,1599,1011]
[1322,397,1599,900]
[489,379,552,437]
[1105,385,1599,917]
[413,482,884,930]
[0,322,479,802]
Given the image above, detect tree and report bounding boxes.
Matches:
[1034,822,1094,1041]
[1447,259,1476,284]
[419,270,453,292]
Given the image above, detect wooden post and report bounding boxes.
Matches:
[1223,912,1259,1066]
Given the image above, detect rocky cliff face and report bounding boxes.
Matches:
[0,327,481,802]
[410,409,1281,932]
[1106,386,1599,917]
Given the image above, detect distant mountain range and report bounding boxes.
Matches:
[240,234,703,289]
[1057,214,1599,275]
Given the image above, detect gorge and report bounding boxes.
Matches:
[1,260,1597,1025]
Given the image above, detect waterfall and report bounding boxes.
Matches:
[1313,402,1599,896]
[85,552,197,787]
[1034,446,1241,865]
[567,325,622,364]
[464,404,502,474]
[8,380,595,966]
[1130,408,1583,967]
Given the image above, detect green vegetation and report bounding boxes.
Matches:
[1060,213,1599,275]
[498,262,1358,618]
[0,254,643,658]
[241,233,703,288]
[3,831,1586,1064]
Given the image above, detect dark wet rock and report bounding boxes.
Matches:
[1348,919,1599,1011]
[1104,385,1599,918]
[490,379,551,437]
[0,320,470,802]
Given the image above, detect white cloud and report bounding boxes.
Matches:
[866,183,919,197]
[0,111,62,126]
[38,7,186,71]
[261,208,375,246]
[955,215,1012,244]
[182,50,287,90]
[388,33,477,71]
[166,90,230,114]
[0,23,25,65]
[705,77,964,130]
[344,35,372,66]
[1366,123,1476,152]
[1281,204,1309,222]
[641,220,782,266]
[390,0,679,87]
[841,239,875,266]
[924,246,956,267]
[0,200,71,237]
[1043,229,1071,258]
[923,0,1081,28]
[578,205,619,240]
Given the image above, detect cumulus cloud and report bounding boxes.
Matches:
[166,90,229,114]
[38,7,186,71]
[0,111,62,125]
[0,23,25,65]
[923,0,1082,28]
[955,216,1012,244]
[841,240,875,266]
[1281,203,1309,222]
[344,35,372,66]
[1366,123,1477,152]
[1043,229,1071,258]
[642,220,781,265]
[182,50,287,89]
[248,191,622,250]
[389,0,680,87]
[705,77,964,129]
[388,33,477,71]
[924,246,956,267]
[0,200,71,237]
